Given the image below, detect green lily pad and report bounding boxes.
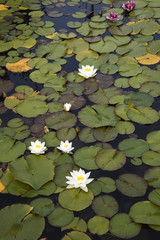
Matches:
[56,128,77,141]
[78,127,96,143]
[62,231,91,240]
[67,21,82,29]
[116,121,135,135]
[118,138,149,157]
[129,201,160,225]
[127,106,159,124]
[45,112,77,130]
[109,25,132,36]
[9,155,55,190]
[144,167,160,188]
[139,82,160,97]
[48,207,74,227]
[146,130,160,152]
[142,151,160,166]
[39,62,61,74]
[72,12,87,18]
[90,40,117,53]
[116,174,147,197]
[15,99,48,118]
[0,136,26,163]
[59,188,94,211]
[30,198,55,217]
[97,177,116,193]
[61,217,87,232]
[95,148,126,171]
[0,204,45,240]
[88,216,109,235]
[54,163,73,187]
[110,213,141,239]
[78,105,118,128]
[92,195,119,218]
[73,146,101,170]
[148,189,160,207]
[125,92,154,107]
[93,127,118,142]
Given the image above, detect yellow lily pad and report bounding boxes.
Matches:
[0,181,5,192]
[6,58,33,72]
[0,4,8,10]
[136,53,160,65]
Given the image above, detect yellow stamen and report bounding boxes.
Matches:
[64,144,69,148]
[85,68,91,71]
[35,144,41,148]
[77,175,85,181]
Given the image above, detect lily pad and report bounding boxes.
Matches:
[88,216,109,235]
[116,174,147,197]
[48,207,74,227]
[110,213,141,239]
[30,198,55,217]
[45,112,77,130]
[129,201,160,225]
[78,105,118,128]
[144,167,160,188]
[59,188,94,211]
[127,106,159,124]
[9,155,55,190]
[118,138,149,157]
[92,195,119,218]
[95,148,126,171]
[62,231,91,240]
[0,204,45,240]
[74,146,101,170]
[15,99,48,118]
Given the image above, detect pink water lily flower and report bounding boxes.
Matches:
[106,12,120,21]
[122,1,136,11]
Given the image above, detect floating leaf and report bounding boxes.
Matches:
[127,106,159,124]
[61,217,87,232]
[88,216,109,235]
[15,99,48,118]
[95,148,126,171]
[62,231,91,240]
[136,53,160,65]
[142,151,160,166]
[45,112,77,130]
[78,105,118,128]
[74,146,101,170]
[48,207,74,227]
[110,213,141,239]
[59,189,94,211]
[0,136,26,163]
[144,167,160,188]
[116,121,135,135]
[0,204,45,240]
[129,201,160,225]
[146,130,160,152]
[116,174,147,197]
[97,177,116,193]
[9,155,55,190]
[6,58,32,72]
[93,127,118,142]
[148,189,160,207]
[118,138,149,157]
[92,195,119,218]
[30,198,55,217]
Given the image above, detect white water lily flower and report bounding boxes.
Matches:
[64,103,71,111]
[57,140,74,153]
[66,168,94,192]
[28,140,47,155]
[78,65,97,79]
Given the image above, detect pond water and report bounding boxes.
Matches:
[1,0,160,239]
